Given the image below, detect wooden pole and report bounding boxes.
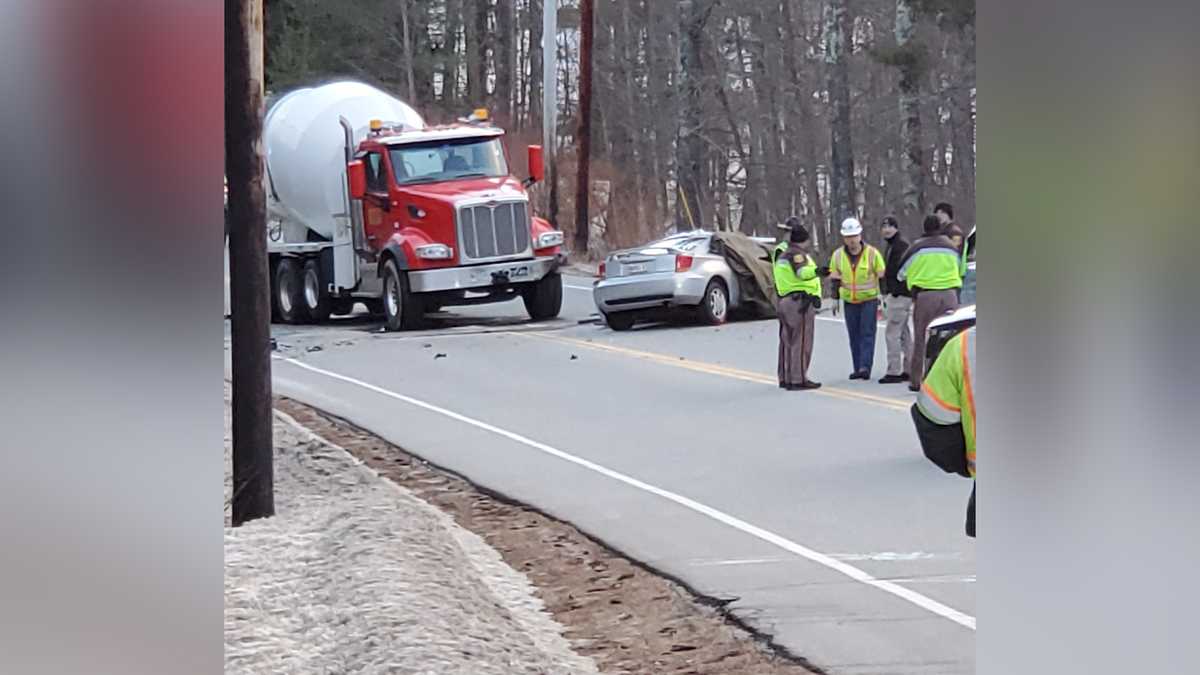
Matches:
[226,0,274,526]
[573,0,594,254]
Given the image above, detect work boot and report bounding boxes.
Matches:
[849,372,863,380]
[799,380,823,390]
[879,374,906,384]
[855,370,870,380]
[908,384,921,393]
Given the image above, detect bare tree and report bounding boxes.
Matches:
[824,0,856,231]
[265,0,975,247]
[894,0,926,225]
[677,0,713,230]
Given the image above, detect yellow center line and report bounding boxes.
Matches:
[522,332,911,411]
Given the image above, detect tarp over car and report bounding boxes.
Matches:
[710,231,778,319]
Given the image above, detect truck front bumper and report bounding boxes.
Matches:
[408,255,560,294]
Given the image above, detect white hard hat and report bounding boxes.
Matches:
[840,217,863,236]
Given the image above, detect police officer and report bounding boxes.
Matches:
[828,217,887,380]
[911,326,976,537]
[898,215,962,392]
[773,218,828,390]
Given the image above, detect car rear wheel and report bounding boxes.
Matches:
[604,311,635,331]
[698,279,729,325]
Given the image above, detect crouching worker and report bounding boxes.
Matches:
[911,326,976,537]
[774,218,830,391]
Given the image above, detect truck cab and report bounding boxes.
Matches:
[265,83,565,331]
[345,116,564,329]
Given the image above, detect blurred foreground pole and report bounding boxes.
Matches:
[226,0,274,526]
[573,0,594,255]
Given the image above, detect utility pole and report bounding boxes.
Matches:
[226,0,274,526]
[542,0,559,229]
[573,0,594,255]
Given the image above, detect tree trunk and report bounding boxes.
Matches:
[495,0,515,126]
[781,0,825,240]
[895,0,926,228]
[467,0,489,105]
[574,0,594,254]
[676,0,709,230]
[399,0,417,103]
[446,0,464,107]
[529,0,543,129]
[823,0,856,228]
[642,0,668,233]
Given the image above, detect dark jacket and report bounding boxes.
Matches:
[882,233,911,297]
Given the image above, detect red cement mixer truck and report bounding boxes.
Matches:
[264,81,565,330]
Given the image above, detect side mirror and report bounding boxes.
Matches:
[347,160,366,200]
[527,145,544,184]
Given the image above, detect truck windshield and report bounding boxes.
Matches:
[389,137,509,185]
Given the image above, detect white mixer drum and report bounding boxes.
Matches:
[264,81,424,240]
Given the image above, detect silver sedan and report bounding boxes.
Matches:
[592,231,773,331]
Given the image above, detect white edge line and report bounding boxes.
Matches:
[275,356,976,631]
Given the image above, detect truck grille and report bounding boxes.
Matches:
[458,201,531,262]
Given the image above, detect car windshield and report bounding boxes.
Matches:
[388,137,508,185]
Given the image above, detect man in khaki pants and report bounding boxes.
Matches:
[878,216,913,383]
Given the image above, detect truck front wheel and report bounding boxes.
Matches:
[275,258,309,324]
[302,259,332,323]
[522,272,563,321]
[382,259,427,331]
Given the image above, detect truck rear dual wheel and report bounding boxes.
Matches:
[522,272,563,321]
[382,259,428,331]
[275,258,309,324]
[302,259,332,322]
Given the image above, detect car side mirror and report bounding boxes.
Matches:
[347,160,366,200]
[527,145,544,185]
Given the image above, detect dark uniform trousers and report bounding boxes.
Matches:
[778,293,816,386]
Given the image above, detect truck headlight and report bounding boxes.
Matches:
[415,244,453,260]
[537,231,565,248]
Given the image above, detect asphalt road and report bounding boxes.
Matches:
[236,272,976,674]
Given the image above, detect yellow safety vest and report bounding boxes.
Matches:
[917,328,976,476]
[831,245,885,303]
[772,242,822,298]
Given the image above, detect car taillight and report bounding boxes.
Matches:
[675,255,694,273]
[597,262,606,279]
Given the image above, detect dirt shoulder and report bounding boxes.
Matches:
[278,396,822,675]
